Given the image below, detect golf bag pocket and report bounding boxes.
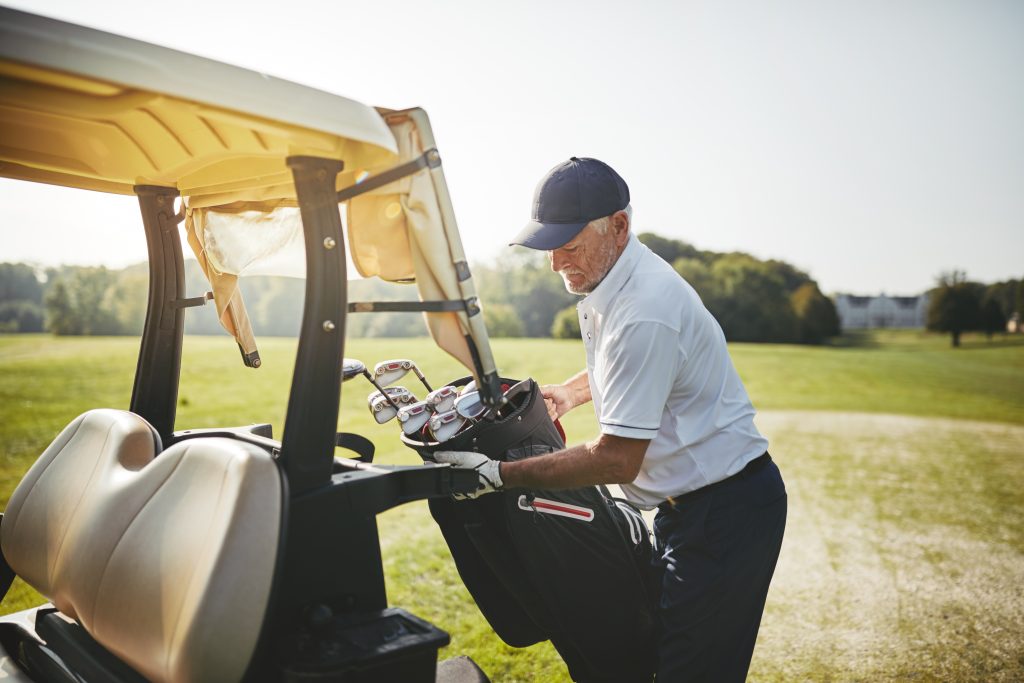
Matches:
[412,379,656,682]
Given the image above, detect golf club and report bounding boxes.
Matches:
[453,391,489,421]
[428,409,468,442]
[342,357,401,411]
[425,385,458,413]
[368,387,417,424]
[372,359,433,393]
[397,401,433,436]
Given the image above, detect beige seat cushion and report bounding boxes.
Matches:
[1,409,282,683]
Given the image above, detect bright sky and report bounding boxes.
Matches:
[2,0,1022,295]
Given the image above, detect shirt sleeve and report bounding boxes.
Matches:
[596,320,683,439]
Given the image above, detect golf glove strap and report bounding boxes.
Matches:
[435,451,503,499]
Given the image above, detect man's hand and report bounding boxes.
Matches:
[434,451,503,500]
[541,384,575,421]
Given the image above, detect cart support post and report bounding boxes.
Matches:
[281,156,347,495]
[131,185,184,442]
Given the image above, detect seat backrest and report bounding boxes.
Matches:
[1,409,282,683]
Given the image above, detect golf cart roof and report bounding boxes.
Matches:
[0,7,399,198]
[0,6,498,387]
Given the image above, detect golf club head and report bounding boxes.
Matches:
[460,379,477,395]
[369,393,399,424]
[368,387,417,424]
[429,410,467,442]
[372,359,414,387]
[367,386,417,405]
[341,358,367,382]
[397,401,432,435]
[454,390,488,420]
[425,385,458,413]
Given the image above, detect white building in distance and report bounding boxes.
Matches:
[833,293,930,329]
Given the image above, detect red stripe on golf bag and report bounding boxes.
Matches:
[517,495,595,521]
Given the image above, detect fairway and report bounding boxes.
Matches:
[1,332,1022,681]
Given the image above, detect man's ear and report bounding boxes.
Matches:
[611,210,630,246]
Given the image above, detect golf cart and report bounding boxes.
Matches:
[0,7,501,682]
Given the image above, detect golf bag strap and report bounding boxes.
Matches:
[335,432,375,462]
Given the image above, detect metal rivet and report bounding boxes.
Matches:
[252,358,262,368]
[323,237,337,250]
[323,320,336,332]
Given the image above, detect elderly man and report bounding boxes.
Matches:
[436,157,786,682]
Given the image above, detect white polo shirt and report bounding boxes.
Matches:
[578,233,769,509]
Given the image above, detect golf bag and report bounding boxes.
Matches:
[402,378,656,683]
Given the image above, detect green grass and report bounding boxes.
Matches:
[1,330,1023,681]
[732,329,1024,425]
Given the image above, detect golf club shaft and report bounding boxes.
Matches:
[412,367,433,393]
[363,370,402,411]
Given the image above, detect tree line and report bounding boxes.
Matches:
[927,271,1023,347]
[0,261,430,338]
[476,232,841,344]
[4,232,1019,344]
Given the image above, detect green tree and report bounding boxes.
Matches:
[474,250,576,338]
[105,268,149,335]
[791,282,840,343]
[0,301,44,332]
[483,303,525,338]
[708,254,799,343]
[637,233,702,264]
[73,267,121,334]
[927,271,981,347]
[45,280,78,334]
[673,258,718,306]
[978,296,1005,340]
[0,263,46,332]
[550,305,581,339]
[0,263,44,303]
[42,267,123,335]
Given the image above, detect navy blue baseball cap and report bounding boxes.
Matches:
[510,157,630,250]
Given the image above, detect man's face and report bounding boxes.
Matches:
[548,220,620,294]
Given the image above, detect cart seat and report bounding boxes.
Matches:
[1,409,282,683]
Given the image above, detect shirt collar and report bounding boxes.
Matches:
[581,232,643,313]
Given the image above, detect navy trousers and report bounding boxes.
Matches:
[651,456,787,682]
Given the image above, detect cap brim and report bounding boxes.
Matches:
[508,219,589,250]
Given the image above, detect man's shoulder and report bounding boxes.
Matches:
[615,254,697,317]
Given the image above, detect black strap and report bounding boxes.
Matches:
[336,148,442,203]
[348,299,474,314]
[336,432,375,462]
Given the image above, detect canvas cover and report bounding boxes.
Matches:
[185,108,496,381]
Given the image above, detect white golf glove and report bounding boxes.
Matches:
[434,451,503,500]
